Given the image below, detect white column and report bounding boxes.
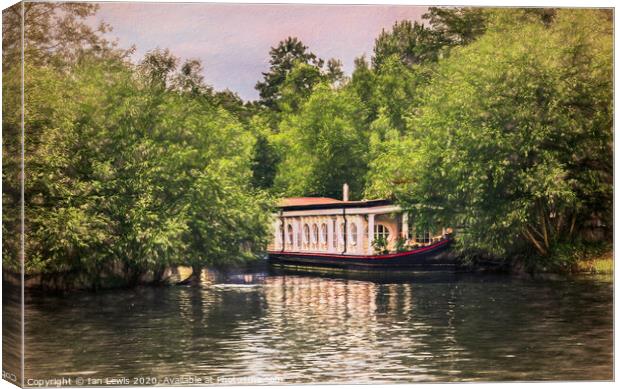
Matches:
[280,218,286,250]
[293,218,299,250]
[335,217,341,252]
[402,212,409,239]
[301,217,306,250]
[327,218,334,253]
[367,213,375,255]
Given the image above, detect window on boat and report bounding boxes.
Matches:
[321,223,328,245]
[312,224,319,244]
[287,224,294,245]
[303,224,310,244]
[350,223,358,246]
[332,219,337,247]
[339,223,345,244]
[374,224,390,241]
[415,229,431,244]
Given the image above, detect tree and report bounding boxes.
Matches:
[276,61,325,113]
[372,8,489,71]
[325,58,345,84]
[9,50,272,286]
[349,55,378,123]
[371,56,428,132]
[2,2,127,274]
[213,89,254,123]
[273,84,369,199]
[372,20,444,70]
[422,7,487,47]
[372,9,612,261]
[249,116,281,190]
[138,48,179,90]
[173,58,213,96]
[255,37,323,110]
[2,1,126,70]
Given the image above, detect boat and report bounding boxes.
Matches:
[267,184,454,269]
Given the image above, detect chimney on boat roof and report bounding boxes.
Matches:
[343,183,349,202]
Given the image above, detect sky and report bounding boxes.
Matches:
[87,2,427,101]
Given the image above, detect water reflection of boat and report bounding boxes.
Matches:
[267,184,454,269]
[268,263,461,284]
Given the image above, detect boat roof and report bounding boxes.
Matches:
[278,197,342,207]
[277,197,393,211]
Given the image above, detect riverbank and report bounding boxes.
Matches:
[2,265,194,292]
[575,251,613,275]
[4,247,612,291]
[3,259,274,291]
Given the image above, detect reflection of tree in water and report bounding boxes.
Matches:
[175,283,269,378]
[447,277,613,381]
[22,272,612,383]
[372,280,468,381]
[24,284,268,379]
[3,284,22,385]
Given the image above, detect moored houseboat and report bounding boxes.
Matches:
[267,184,453,268]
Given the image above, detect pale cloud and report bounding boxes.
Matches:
[88,3,427,100]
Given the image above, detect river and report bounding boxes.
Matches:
[9,266,615,384]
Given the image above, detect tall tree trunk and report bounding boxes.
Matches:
[540,207,549,251]
[523,228,547,256]
[568,213,577,237]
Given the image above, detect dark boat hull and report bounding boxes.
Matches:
[268,239,454,269]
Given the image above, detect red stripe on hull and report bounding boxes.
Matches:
[268,238,451,261]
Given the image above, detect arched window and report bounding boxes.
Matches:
[374,224,390,241]
[339,223,345,244]
[279,225,284,244]
[287,225,294,245]
[303,224,310,244]
[320,223,328,245]
[350,223,358,246]
[312,224,319,244]
[332,220,338,248]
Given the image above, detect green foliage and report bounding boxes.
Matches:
[394,236,408,253]
[350,56,377,119]
[364,111,415,199]
[373,20,444,69]
[2,5,612,281]
[325,58,345,84]
[532,240,612,274]
[422,7,487,47]
[371,9,612,260]
[276,62,325,113]
[372,236,389,255]
[372,8,487,71]
[5,52,273,283]
[272,84,369,199]
[250,116,281,190]
[2,2,128,70]
[255,37,323,110]
[372,56,429,132]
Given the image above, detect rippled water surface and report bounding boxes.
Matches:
[20,267,613,384]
